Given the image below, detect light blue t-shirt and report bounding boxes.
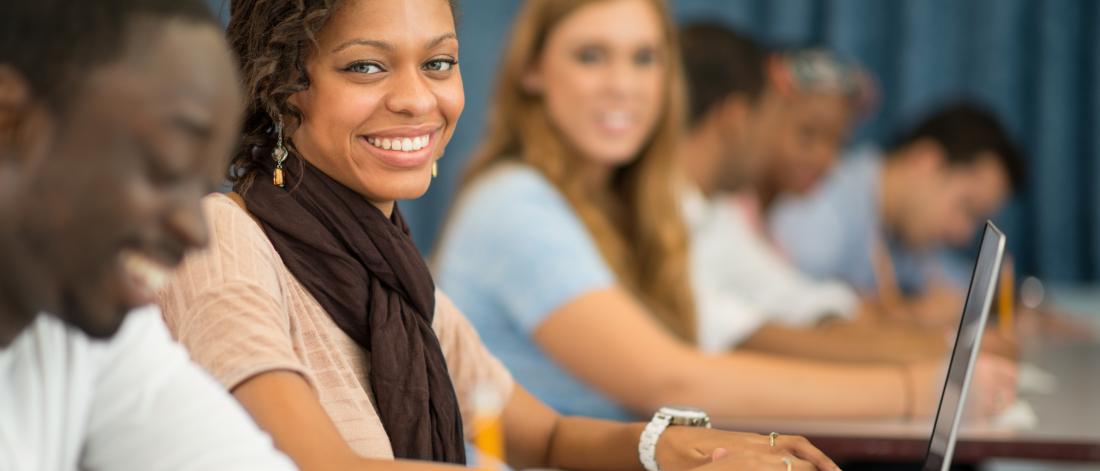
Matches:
[433,163,633,421]
[768,147,969,296]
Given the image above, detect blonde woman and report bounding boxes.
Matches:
[435,0,1017,422]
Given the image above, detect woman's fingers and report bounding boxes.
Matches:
[777,435,840,471]
[711,447,728,461]
[781,455,817,471]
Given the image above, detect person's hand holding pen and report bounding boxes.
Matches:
[980,327,1020,361]
[906,353,1019,420]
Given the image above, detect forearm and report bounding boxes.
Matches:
[665,351,908,420]
[544,417,646,471]
[234,371,471,471]
[499,386,644,470]
[740,323,945,364]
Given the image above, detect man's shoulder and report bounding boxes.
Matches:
[8,306,172,366]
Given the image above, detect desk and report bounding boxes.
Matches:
[716,287,1100,464]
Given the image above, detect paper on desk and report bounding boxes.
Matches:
[1018,362,1058,395]
[992,399,1039,430]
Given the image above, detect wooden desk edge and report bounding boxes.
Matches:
[805,435,1100,463]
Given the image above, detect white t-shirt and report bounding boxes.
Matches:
[683,186,859,352]
[0,307,296,471]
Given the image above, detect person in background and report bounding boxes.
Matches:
[435,0,1017,424]
[156,0,839,470]
[770,103,1027,327]
[0,0,295,469]
[678,23,956,363]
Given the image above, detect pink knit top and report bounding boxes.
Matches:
[157,193,514,459]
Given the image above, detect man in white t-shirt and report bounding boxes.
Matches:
[677,24,952,362]
[0,0,294,469]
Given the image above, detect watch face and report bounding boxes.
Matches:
[658,406,710,424]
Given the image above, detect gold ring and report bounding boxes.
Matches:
[769,432,780,447]
[782,457,793,471]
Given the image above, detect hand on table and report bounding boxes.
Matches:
[908,353,1018,419]
[905,285,964,329]
[657,426,840,471]
[980,328,1020,361]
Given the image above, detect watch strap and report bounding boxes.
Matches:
[639,413,671,471]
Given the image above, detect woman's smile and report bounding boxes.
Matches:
[358,125,442,169]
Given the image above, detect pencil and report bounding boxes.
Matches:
[998,255,1015,337]
[473,384,504,470]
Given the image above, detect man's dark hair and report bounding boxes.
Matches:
[0,0,216,113]
[679,22,768,127]
[889,102,1027,191]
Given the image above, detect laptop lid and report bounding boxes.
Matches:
[922,221,1006,471]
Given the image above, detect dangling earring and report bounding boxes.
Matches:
[272,119,288,187]
[431,161,438,178]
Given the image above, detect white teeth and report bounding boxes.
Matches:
[601,111,632,130]
[365,134,431,152]
[122,251,169,292]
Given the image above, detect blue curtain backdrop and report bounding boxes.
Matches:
[209,0,1100,284]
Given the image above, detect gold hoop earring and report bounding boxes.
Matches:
[272,120,288,187]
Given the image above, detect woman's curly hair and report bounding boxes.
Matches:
[226,0,337,192]
[225,0,457,192]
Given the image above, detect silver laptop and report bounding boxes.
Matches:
[921,221,1006,471]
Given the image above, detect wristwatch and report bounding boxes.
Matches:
[638,406,711,471]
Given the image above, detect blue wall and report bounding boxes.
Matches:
[211,0,1100,283]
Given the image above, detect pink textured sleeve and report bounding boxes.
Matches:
[157,194,313,391]
[432,291,515,436]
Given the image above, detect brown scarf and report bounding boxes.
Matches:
[241,154,465,463]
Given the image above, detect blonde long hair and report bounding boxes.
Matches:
[460,0,697,342]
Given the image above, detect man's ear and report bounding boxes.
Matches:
[0,65,33,154]
[0,65,51,170]
[765,54,796,98]
[714,95,752,132]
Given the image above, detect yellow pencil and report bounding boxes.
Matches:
[998,255,1015,337]
[473,384,504,470]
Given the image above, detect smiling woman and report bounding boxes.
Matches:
[155,0,838,470]
[229,0,461,214]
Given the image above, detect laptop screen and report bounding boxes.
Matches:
[922,221,1006,471]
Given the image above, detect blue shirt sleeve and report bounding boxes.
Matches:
[768,187,852,281]
[768,151,883,293]
[934,250,975,290]
[434,166,616,333]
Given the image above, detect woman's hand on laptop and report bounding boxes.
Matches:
[690,448,820,471]
[659,427,841,471]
